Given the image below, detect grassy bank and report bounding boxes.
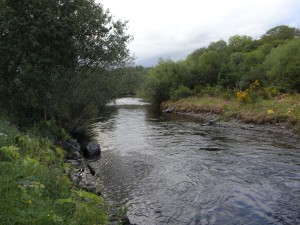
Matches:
[0,118,108,225]
[161,93,300,134]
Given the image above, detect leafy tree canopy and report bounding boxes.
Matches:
[141,25,300,103]
[0,0,132,126]
[264,38,300,91]
[228,35,254,53]
[261,25,300,46]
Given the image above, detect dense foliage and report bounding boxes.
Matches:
[0,0,132,131]
[141,25,300,102]
[0,118,108,224]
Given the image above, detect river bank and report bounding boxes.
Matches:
[161,95,300,138]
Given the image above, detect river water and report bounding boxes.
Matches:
[94,98,300,225]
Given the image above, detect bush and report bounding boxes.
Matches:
[236,90,250,103]
[194,85,223,97]
[0,146,20,161]
[171,85,193,100]
[30,120,70,141]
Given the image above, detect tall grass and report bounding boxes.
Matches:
[161,93,300,134]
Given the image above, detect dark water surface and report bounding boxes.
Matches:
[94,98,300,225]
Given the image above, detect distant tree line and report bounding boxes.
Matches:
[140,25,300,102]
[0,0,132,132]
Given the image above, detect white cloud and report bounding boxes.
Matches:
[97,0,300,66]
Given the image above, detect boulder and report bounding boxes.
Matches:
[66,139,82,160]
[83,141,101,158]
[56,139,82,160]
[69,139,81,151]
[163,107,173,113]
[67,150,81,160]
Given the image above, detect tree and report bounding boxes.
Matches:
[141,59,192,102]
[186,48,206,71]
[0,0,132,126]
[110,66,148,96]
[208,40,227,52]
[198,50,227,86]
[264,39,300,91]
[228,35,254,53]
[261,25,300,46]
[217,52,244,88]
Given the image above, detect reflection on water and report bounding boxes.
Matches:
[94,98,300,225]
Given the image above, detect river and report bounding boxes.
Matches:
[93,97,300,225]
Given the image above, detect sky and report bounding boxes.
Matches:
[97,0,300,67]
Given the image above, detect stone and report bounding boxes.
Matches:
[81,185,96,193]
[83,141,101,158]
[87,163,96,175]
[68,139,81,152]
[68,171,81,184]
[154,209,162,213]
[121,216,131,225]
[163,107,173,113]
[201,121,215,126]
[67,150,81,160]
[57,139,82,160]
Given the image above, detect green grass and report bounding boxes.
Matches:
[0,118,108,225]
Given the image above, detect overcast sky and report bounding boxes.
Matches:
[97,0,300,67]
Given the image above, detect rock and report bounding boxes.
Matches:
[201,121,215,126]
[163,107,173,113]
[69,139,81,150]
[121,216,131,225]
[81,184,96,193]
[68,171,81,184]
[67,150,81,160]
[87,163,96,175]
[154,209,162,213]
[66,159,83,167]
[83,141,101,158]
[57,139,82,160]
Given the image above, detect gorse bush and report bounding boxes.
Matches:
[236,90,250,103]
[236,80,274,104]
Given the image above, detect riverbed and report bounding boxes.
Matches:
[93,98,300,225]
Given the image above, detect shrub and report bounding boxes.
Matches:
[0,146,20,161]
[195,85,223,97]
[30,120,70,141]
[171,85,193,100]
[236,90,250,103]
[59,190,108,225]
[171,85,194,100]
